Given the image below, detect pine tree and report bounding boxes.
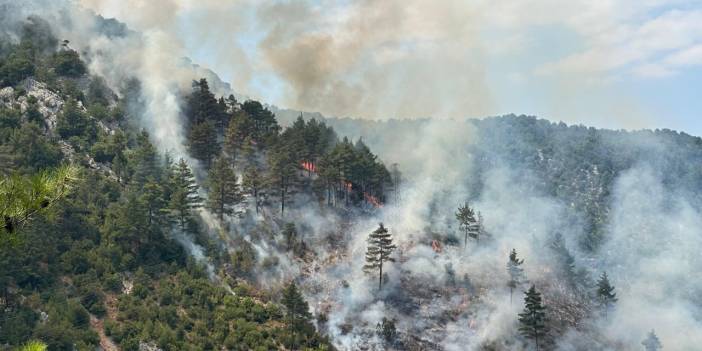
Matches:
[241,100,279,145]
[282,222,303,255]
[242,166,265,215]
[518,285,548,351]
[56,98,91,139]
[223,111,255,163]
[183,78,224,168]
[281,282,313,349]
[168,159,201,231]
[363,223,397,290]
[188,120,220,168]
[642,329,662,351]
[550,233,592,293]
[131,131,159,185]
[507,248,526,304]
[141,179,166,227]
[456,202,481,248]
[592,271,617,319]
[206,156,242,221]
[268,141,298,216]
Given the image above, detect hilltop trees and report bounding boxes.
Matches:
[456,202,481,248]
[596,272,617,317]
[507,249,526,304]
[363,223,397,290]
[241,100,279,145]
[168,159,201,231]
[642,330,662,351]
[184,79,223,168]
[206,156,242,222]
[518,285,548,351]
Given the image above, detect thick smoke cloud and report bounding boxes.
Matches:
[76,0,702,132]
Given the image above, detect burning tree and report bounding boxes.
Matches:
[507,249,526,304]
[518,285,548,351]
[456,202,481,248]
[363,223,397,290]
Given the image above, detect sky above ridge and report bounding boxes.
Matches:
[80,0,702,135]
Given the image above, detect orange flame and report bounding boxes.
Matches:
[431,240,442,253]
[364,192,383,208]
[301,161,317,173]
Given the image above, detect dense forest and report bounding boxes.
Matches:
[1,7,699,351]
[0,15,392,351]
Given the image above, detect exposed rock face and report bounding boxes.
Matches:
[0,79,65,134]
[139,341,163,351]
[1,78,118,180]
[22,79,65,132]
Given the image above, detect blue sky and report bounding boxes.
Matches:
[84,0,702,135]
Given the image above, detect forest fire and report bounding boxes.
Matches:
[301,160,317,173]
[300,161,383,208]
[364,192,383,208]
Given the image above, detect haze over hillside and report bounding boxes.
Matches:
[1,1,701,351]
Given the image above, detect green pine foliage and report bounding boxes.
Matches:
[168,159,202,231]
[363,223,397,290]
[596,272,617,316]
[280,282,327,350]
[206,156,242,221]
[0,18,388,351]
[518,285,548,351]
[456,202,481,247]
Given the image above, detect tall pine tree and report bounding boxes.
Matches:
[518,285,548,351]
[188,120,220,168]
[242,166,265,215]
[507,248,526,304]
[596,272,617,318]
[363,223,397,290]
[206,156,242,221]
[456,202,481,248]
[642,329,662,351]
[281,282,313,350]
[268,140,298,216]
[168,158,201,231]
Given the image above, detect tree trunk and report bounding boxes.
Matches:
[280,177,286,216]
[219,187,225,221]
[254,188,259,215]
[379,261,383,290]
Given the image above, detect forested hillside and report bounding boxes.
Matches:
[0,15,391,351]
